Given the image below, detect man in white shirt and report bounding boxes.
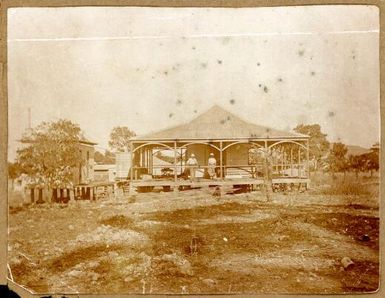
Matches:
[208,153,217,179]
[186,153,198,181]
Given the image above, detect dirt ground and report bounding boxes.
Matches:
[8,185,379,295]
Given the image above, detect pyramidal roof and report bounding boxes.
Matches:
[136,105,308,140]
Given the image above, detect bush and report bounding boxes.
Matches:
[320,180,378,197]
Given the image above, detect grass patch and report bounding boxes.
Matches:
[318,180,378,197]
[49,244,125,273]
[99,215,135,229]
[326,183,370,195]
[146,202,257,224]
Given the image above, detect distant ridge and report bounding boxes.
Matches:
[330,143,371,156]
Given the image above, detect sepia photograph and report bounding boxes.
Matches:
[5,4,380,295]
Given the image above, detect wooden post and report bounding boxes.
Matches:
[129,141,135,195]
[281,147,284,176]
[69,188,75,201]
[263,140,272,200]
[174,141,178,192]
[130,143,134,182]
[51,188,56,203]
[219,141,223,180]
[298,147,301,178]
[30,188,35,203]
[306,139,310,189]
[33,188,43,204]
[180,148,183,175]
[90,187,94,201]
[290,147,293,177]
[144,148,148,172]
[150,147,153,175]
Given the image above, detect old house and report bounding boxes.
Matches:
[128,105,310,192]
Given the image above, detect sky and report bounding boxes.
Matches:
[7,5,380,161]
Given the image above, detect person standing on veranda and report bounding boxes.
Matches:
[186,153,198,181]
[207,153,217,179]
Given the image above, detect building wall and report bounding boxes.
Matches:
[186,144,207,166]
[94,165,116,182]
[116,152,131,179]
[73,143,95,185]
[225,144,249,166]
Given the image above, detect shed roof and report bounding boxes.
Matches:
[135,105,308,141]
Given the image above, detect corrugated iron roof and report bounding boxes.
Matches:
[135,105,308,140]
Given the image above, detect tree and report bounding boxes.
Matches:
[293,124,330,171]
[94,150,116,164]
[348,143,379,178]
[8,162,22,190]
[327,142,348,177]
[108,126,136,152]
[348,154,366,178]
[360,151,379,177]
[8,162,22,180]
[16,119,82,188]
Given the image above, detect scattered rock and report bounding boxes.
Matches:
[74,263,86,270]
[87,271,100,281]
[160,253,194,276]
[108,251,119,258]
[202,278,216,287]
[75,225,148,246]
[68,269,83,278]
[341,257,354,269]
[88,260,100,268]
[10,256,23,265]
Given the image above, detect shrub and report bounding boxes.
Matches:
[321,180,378,197]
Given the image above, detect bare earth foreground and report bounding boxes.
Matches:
[8,187,379,295]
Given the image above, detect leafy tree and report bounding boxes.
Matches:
[348,154,366,178]
[327,142,348,177]
[94,150,116,164]
[8,162,22,180]
[16,119,82,188]
[108,126,136,152]
[293,124,330,171]
[361,151,379,177]
[8,162,22,189]
[348,143,379,177]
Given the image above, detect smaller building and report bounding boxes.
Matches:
[94,164,116,182]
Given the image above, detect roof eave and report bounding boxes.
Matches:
[132,135,309,142]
